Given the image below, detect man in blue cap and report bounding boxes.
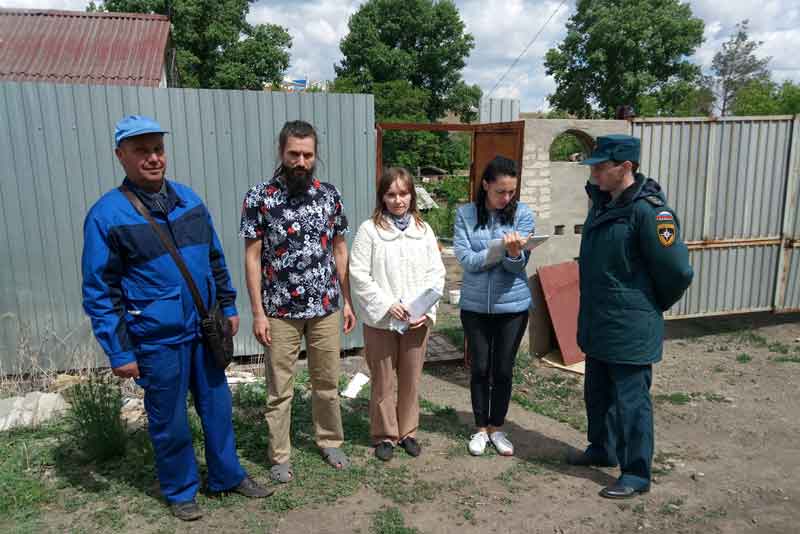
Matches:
[567,134,694,498]
[82,115,272,520]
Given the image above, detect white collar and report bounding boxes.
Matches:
[374,216,426,241]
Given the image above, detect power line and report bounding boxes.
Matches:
[486,0,569,99]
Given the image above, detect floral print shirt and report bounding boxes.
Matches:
[239,175,349,319]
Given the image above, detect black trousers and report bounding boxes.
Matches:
[460,310,528,428]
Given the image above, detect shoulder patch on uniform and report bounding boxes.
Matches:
[644,195,665,207]
[656,210,674,221]
[657,222,676,247]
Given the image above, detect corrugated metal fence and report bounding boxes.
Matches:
[632,116,800,318]
[0,81,375,371]
[479,97,520,124]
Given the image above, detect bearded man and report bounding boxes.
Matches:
[239,120,356,483]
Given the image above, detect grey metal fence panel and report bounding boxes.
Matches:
[666,246,780,318]
[0,82,375,371]
[633,116,795,318]
[479,98,520,123]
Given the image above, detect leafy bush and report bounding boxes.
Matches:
[67,375,127,462]
[422,205,456,240]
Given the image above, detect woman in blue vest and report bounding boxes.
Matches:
[453,155,535,457]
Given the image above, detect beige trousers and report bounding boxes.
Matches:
[265,311,343,464]
[363,323,429,445]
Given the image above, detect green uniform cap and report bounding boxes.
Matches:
[581,134,640,165]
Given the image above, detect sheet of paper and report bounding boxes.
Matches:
[389,288,443,333]
[483,235,550,267]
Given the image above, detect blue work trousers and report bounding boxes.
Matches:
[136,339,245,503]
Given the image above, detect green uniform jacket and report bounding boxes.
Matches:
[577,174,694,364]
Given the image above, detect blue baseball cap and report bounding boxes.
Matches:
[114,115,168,147]
[581,134,640,165]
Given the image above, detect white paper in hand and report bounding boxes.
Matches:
[483,235,550,267]
[389,288,443,333]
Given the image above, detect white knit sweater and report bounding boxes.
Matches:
[349,216,446,330]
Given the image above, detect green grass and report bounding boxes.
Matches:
[736,353,752,364]
[371,506,420,534]
[768,342,791,354]
[0,426,56,530]
[432,313,464,350]
[366,464,440,504]
[655,392,692,405]
[496,460,547,492]
[0,367,485,532]
[771,355,800,363]
[659,497,685,515]
[732,331,768,347]
[655,392,729,405]
[511,351,587,432]
[703,392,727,403]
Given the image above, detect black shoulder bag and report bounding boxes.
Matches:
[119,185,234,369]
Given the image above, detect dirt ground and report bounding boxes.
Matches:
[279,312,800,534]
[10,312,800,534]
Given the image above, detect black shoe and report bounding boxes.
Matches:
[399,437,422,457]
[170,500,203,521]
[374,441,394,461]
[566,449,618,468]
[231,476,274,498]
[599,482,650,499]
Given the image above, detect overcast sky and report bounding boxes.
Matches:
[5,0,800,111]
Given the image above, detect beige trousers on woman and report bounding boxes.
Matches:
[363,323,430,444]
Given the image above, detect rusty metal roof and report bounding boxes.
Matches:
[0,8,171,87]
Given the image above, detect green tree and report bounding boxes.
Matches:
[335,0,480,122]
[88,0,291,89]
[732,79,800,116]
[544,0,705,118]
[637,78,714,117]
[710,20,771,116]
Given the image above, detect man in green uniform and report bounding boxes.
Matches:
[568,134,694,499]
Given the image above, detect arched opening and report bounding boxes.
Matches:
[548,129,593,162]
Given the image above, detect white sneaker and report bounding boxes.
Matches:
[490,431,514,456]
[468,431,490,456]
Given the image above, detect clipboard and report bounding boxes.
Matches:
[484,234,550,267]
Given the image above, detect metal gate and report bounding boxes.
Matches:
[775,116,800,312]
[632,116,799,318]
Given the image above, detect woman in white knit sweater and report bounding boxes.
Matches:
[349,167,446,461]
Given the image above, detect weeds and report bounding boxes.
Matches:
[66,374,127,462]
[732,331,767,347]
[496,460,545,491]
[736,353,752,364]
[655,392,692,405]
[512,352,587,432]
[660,497,685,515]
[432,313,464,350]
[768,342,790,354]
[0,317,101,398]
[371,506,420,534]
[771,355,800,363]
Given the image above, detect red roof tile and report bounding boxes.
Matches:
[0,8,171,87]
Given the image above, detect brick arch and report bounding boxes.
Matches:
[547,128,595,162]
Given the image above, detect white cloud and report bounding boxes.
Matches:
[2,0,86,8]
[10,0,800,112]
[248,0,359,82]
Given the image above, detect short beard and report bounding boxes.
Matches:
[282,164,315,197]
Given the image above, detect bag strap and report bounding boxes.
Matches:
[119,185,209,317]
